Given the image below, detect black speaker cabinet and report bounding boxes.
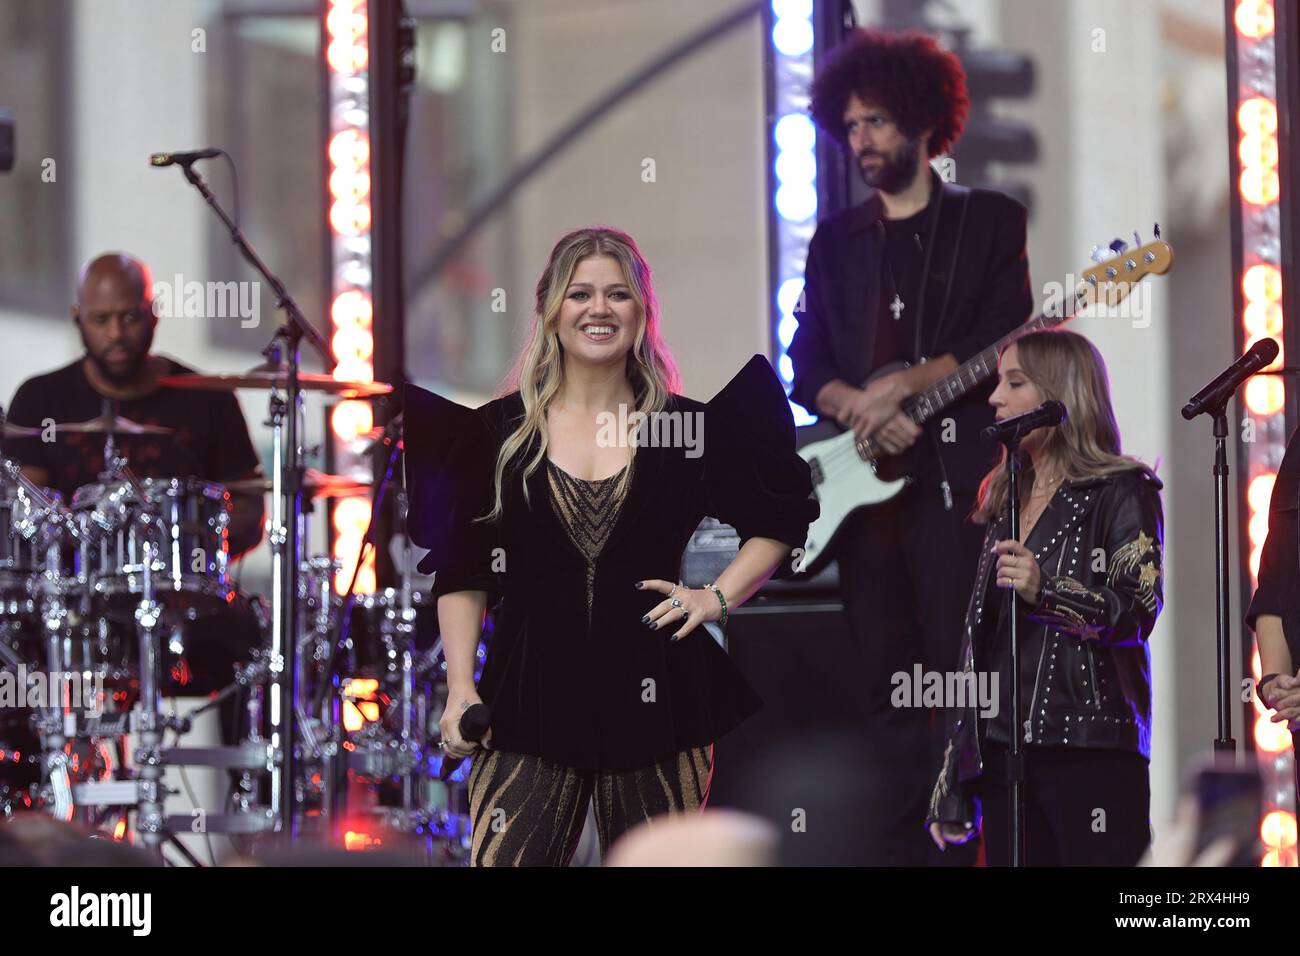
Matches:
[708,594,867,807]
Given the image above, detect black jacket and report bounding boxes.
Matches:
[1246,427,1300,665]
[786,170,1033,494]
[403,355,819,772]
[927,467,1165,829]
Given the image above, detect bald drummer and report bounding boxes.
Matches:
[3,252,265,556]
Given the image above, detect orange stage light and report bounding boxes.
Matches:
[1234,0,1276,40]
[1244,374,1285,416]
[331,289,374,328]
[331,399,374,440]
[1238,97,1278,136]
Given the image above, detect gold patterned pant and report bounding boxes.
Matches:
[466,745,714,867]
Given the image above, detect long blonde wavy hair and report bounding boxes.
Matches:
[482,226,682,521]
[973,329,1155,524]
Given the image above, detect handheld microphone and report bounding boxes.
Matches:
[982,400,1067,445]
[149,148,221,167]
[438,702,491,781]
[1181,338,1279,420]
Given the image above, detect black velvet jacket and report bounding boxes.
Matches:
[927,467,1165,830]
[404,355,819,772]
[786,169,1033,494]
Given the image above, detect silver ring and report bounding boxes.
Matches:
[668,583,679,598]
[671,597,682,608]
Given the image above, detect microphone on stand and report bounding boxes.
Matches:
[982,400,1067,446]
[1181,338,1279,420]
[149,148,221,167]
[359,412,404,460]
[438,702,491,781]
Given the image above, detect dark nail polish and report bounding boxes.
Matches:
[649,623,657,631]
[640,614,649,623]
[634,582,644,589]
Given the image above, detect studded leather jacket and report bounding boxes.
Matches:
[927,467,1165,830]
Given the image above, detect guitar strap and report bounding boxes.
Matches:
[912,180,972,362]
[926,184,972,357]
[911,178,972,511]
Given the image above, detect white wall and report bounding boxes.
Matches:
[504,0,771,400]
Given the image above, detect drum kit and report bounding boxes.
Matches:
[0,366,477,865]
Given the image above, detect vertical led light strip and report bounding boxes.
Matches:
[1233,0,1296,868]
[768,0,817,425]
[326,0,377,595]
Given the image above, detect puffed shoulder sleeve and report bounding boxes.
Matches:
[702,355,819,576]
[403,384,503,601]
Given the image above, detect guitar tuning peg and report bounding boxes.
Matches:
[1132,230,1142,248]
[1153,222,1161,239]
[1109,238,1128,255]
[1090,245,1109,263]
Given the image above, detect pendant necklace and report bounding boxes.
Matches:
[883,231,923,322]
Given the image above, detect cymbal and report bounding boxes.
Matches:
[159,364,392,398]
[225,468,373,500]
[54,415,175,436]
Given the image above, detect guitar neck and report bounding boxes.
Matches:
[892,239,1171,427]
[902,307,1070,427]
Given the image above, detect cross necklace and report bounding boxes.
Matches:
[883,231,922,322]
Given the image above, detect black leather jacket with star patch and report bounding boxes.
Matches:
[927,467,1164,831]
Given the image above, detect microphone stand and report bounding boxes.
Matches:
[1204,400,1237,757]
[169,156,333,843]
[1182,341,1280,760]
[997,439,1028,867]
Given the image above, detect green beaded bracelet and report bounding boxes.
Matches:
[705,583,728,626]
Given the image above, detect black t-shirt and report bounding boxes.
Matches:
[980,577,1028,747]
[870,206,929,374]
[2,357,261,501]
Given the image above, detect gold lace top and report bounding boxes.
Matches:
[546,458,633,621]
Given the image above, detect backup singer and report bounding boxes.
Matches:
[927,330,1164,866]
[405,227,818,867]
[787,28,1033,863]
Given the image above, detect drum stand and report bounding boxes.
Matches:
[48,448,279,857]
[4,460,84,824]
[130,539,165,851]
[299,555,344,837]
[36,533,73,822]
[169,156,333,845]
[390,493,428,829]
